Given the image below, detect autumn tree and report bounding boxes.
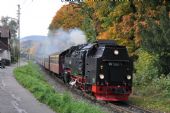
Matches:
[49,3,84,30]
[140,7,170,74]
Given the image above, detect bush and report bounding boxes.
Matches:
[134,49,170,98]
[134,49,159,86]
[151,75,170,98]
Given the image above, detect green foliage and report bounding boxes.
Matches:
[140,6,170,74]
[130,94,170,112]
[101,17,112,29]
[129,28,135,40]
[14,62,104,113]
[132,73,170,112]
[133,49,170,112]
[109,2,132,23]
[81,17,96,42]
[142,0,163,7]
[152,75,170,97]
[93,1,115,29]
[134,49,159,86]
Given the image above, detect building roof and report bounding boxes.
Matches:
[0,26,11,38]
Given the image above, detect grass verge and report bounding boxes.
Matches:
[13,62,104,113]
[129,88,170,112]
[129,95,170,112]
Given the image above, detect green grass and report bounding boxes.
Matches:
[129,89,170,112]
[13,62,104,113]
[131,75,170,112]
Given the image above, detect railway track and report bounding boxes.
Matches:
[41,66,161,113]
[71,87,156,113]
[84,91,161,113]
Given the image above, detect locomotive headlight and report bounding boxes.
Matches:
[114,50,119,55]
[99,74,104,79]
[127,75,131,80]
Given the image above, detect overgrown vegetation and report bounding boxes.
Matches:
[14,62,104,113]
[140,6,170,74]
[133,49,170,98]
[130,7,170,112]
[131,72,170,112]
[134,49,159,87]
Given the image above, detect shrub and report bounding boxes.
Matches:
[151,75,170,98]
[134,49,159,86]
[134,49,170,98]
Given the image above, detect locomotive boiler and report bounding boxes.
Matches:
[58,40,133,101]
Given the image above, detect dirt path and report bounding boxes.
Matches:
[0,63,55,113]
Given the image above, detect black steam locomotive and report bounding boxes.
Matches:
[39,40,133,101]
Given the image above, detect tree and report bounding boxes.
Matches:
[80,2,96,42]
[49,3,84,30]
[0,16,18,38]
[140,6,170,74]
[0,16,18,62]
[49,2,97,42]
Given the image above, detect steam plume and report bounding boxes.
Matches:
[37,28,87,57]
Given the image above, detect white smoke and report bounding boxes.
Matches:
[37,28,87,57]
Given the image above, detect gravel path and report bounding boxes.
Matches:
[0,63,55,113]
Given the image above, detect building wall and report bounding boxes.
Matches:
[0,26,11,63]
[0,50,11,61]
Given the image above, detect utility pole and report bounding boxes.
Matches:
[17,4,21,66]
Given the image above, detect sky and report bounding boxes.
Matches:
[0,0,66,38]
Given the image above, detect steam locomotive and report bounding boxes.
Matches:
[38,40,133,101]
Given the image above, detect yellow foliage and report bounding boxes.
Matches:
[48,0,169,55]
[98,31,110,40]
[49,3,84,30]
[109,1,131,21]
[85,0,95,8]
